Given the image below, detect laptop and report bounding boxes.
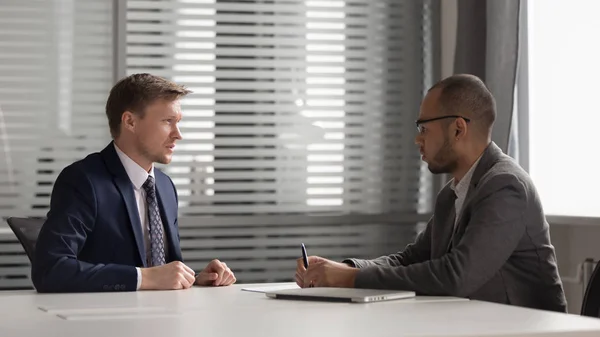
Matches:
[265,287,415,303]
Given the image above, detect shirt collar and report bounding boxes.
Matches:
[114,143,154,190]
[450,156,482,195]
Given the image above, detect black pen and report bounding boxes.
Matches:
[301,243,309,269]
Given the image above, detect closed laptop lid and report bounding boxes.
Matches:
[265,287,415,303]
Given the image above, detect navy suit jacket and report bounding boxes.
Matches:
[32,143,183,292]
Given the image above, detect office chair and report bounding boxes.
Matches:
[6,217,45,263]
[581,260,600,318]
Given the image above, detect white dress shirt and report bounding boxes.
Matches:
[114,144,167,290]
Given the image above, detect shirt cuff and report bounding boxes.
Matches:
[342,258,358,268]
[136,267,142,290]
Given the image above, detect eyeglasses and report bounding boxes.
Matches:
[415,115,471,134]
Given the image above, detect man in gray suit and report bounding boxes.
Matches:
[296,74,567,312]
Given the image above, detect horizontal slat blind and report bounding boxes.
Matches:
[0,0,114,288]
[127,0,429,216]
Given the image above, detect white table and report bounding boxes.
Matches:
[1,283,600,337]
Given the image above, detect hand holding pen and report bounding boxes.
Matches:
[295,243,358,288]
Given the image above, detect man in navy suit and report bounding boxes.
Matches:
[32,73,236,292]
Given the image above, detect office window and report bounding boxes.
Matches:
[126,0,436,281]
[528,0,600,217]
[0,0,114,288]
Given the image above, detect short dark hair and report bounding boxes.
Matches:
[429,74,496,135]
[105,73,191,138]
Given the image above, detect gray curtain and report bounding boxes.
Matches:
[453,0,521,154]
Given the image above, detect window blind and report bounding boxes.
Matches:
[0,0,114,289]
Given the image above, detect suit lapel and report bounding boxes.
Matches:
[432,186,457,258]
[155,173,182,261]
[101,142,147,267]
[452,142,505,242]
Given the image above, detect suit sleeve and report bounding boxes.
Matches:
[353,174,527,297]
[343,217,433,268]
[31,165,137,293]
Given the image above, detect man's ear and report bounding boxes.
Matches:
[121,111,137,133]
[455,118,468,139]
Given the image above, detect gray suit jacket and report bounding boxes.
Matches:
[346,142,567,312]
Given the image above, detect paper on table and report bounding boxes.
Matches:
[38,305,168,314]
[241,284,300,293]
[57,311,180,321]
